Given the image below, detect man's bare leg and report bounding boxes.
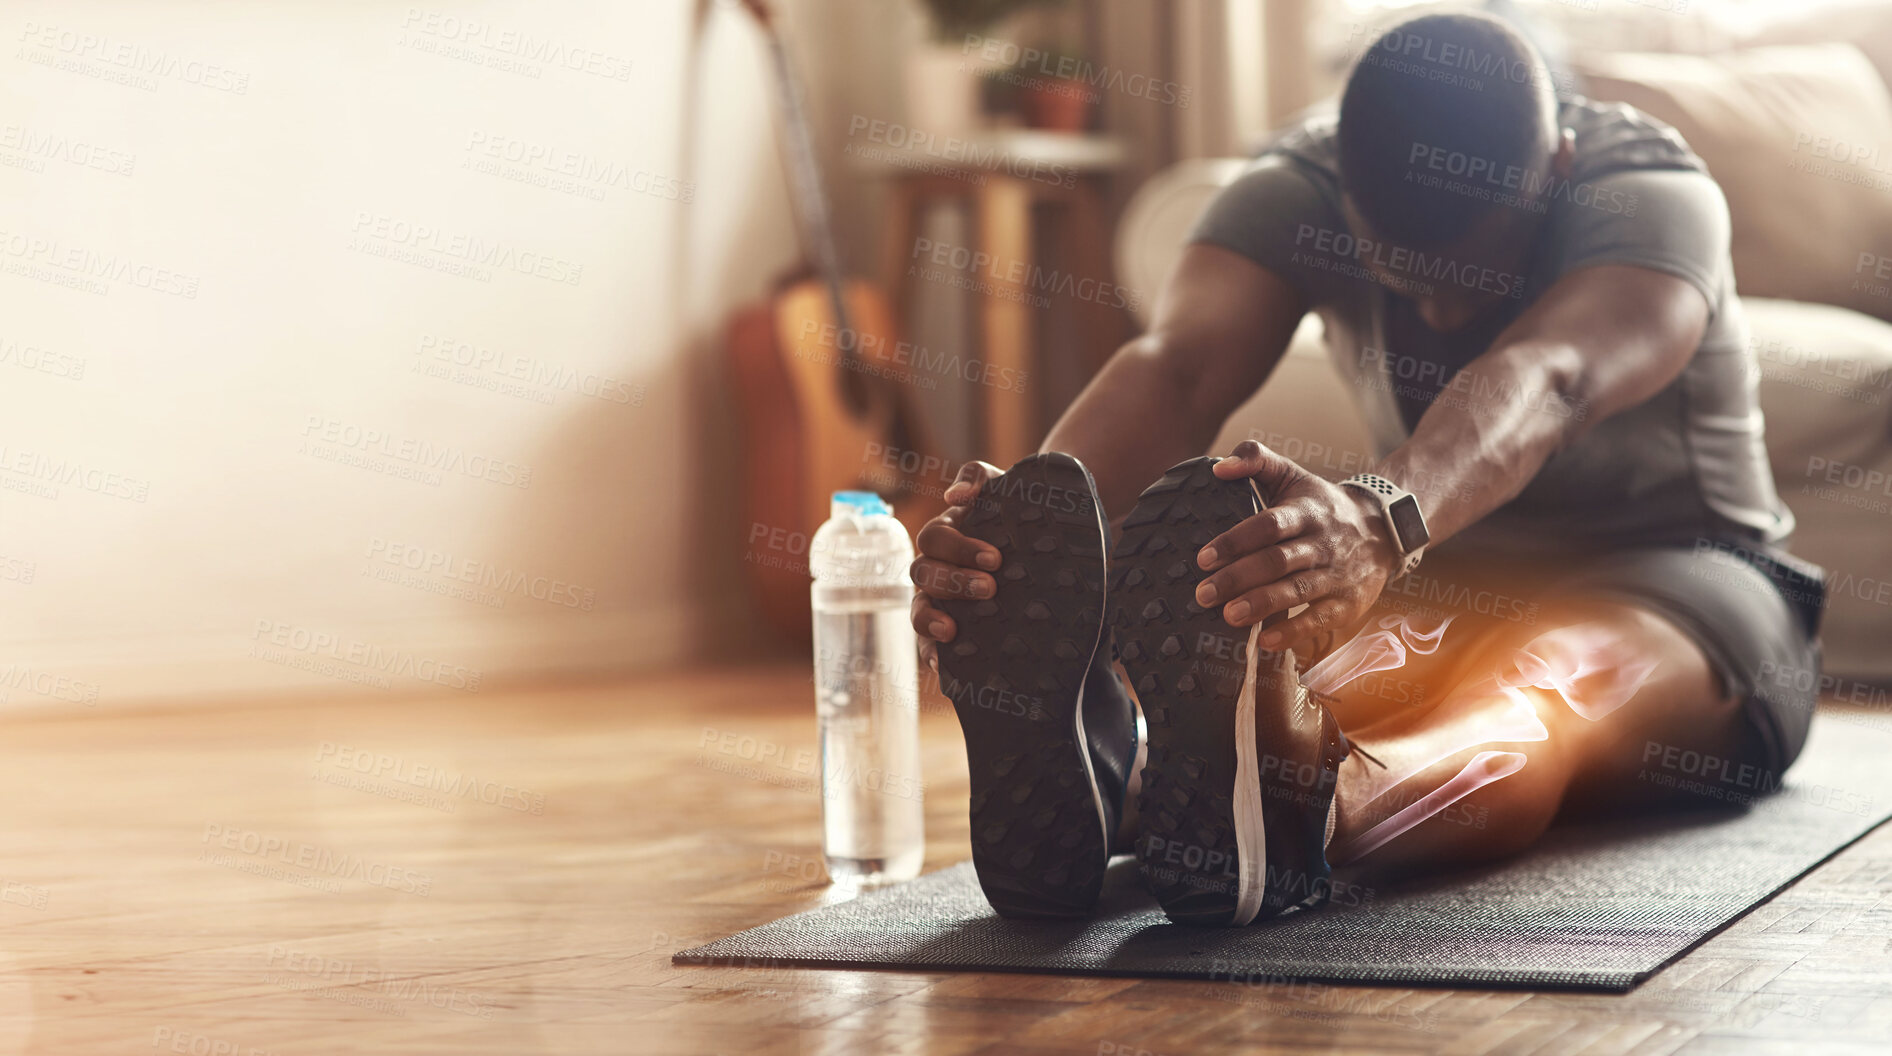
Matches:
[1326,600,1749,872]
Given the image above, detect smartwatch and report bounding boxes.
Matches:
[1338,474,1429,578]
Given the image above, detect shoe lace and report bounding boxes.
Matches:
[1326,713,1387,770]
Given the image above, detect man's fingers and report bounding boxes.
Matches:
[1198,503,1317,570]
[1194,539,1324,609]
[1211,440,1307,499]
[910,556,994,601]
[917,518,1001,572]
[1258,597,1354,653]
[943,460,1003,507]
[1219,567,1345,628]
[908,459,1005,654]
[911,593,956,643]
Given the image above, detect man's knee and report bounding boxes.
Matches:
[1452,604,1673,727]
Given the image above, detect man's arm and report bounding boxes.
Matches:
[1201,263,1711,651]
[1041,244,1309,519]
[1374,263,1708,545]
[908,242,1307,655]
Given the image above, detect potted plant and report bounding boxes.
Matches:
[1013,42,1093,132]
[907,0,1065,135]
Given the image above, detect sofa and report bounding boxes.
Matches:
[1112,29,1892,685]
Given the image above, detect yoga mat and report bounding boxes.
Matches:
[675,717,1892,991]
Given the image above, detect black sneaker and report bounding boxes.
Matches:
[1112,457,1350,926]
[935,452,1134,919]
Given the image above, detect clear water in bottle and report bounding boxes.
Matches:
[810,491,925,885]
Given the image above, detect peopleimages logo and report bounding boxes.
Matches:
[845,116,1076,189]
[300,415,533,489]
[0,123,135,176]
[0,335,85,380]
[1357,346,1587,421]
[0,443,150,502]
[365,537,597,611]
[979,470,1091,516]
[0,229,199,297]
[396,8,632,82]
[796,319,1027,394]
[960,34,1192,109]
[1804,455,1892,497]
[202,824,434,895]
[910,236,1142,313]
[314,742,545,815]
[1792,130,1892,173]
[941,675,1051,722]
[1349,21,1574,97]
[462,131,692,203]
[1293,224,1527,299]
[264,943,495,1018]
[15,20,252,93]
[1405,141,1638,217]
[416,334,640,405]
[349,212,584,286]
[250,619,482,692]
[1382,570,1538,625]
[0,664,98,705]
[0,555,35,585]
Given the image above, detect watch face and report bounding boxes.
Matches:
[1388,494,1429,551]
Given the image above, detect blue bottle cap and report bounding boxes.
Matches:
[832,490,893,517]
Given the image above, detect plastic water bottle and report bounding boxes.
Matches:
[809,491,925,885]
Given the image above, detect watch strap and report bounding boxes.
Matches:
[1339,473,1426,579]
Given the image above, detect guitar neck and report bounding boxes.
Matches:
[758,31,855,341]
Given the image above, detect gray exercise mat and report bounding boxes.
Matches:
[676,717,1892,991]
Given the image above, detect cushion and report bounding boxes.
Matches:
[1746,3,1892,98]
[1744,298,1892,684]
[1575,44,1892,324]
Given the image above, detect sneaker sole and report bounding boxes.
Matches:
[1112,457,1269,927]
[936,453,1111,919]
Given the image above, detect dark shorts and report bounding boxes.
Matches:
[1361,537,1826,778]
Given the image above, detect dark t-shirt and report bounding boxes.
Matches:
[1189,98,1792,556]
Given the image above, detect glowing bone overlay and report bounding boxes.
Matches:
[1347,666,1551,807]
[1314,617,1663,856]
[1495,619,1662,722]
[1346,751,1526,859]
[1301,613,1454,698]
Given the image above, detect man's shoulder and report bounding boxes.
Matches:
[1562,96,1707,183]
[1259,109,1343,184]
[1543,101,1733,314]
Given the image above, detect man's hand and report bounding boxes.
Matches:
[909,461,1005,673]
[1196,440,1402,654]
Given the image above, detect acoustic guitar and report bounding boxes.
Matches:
[729,0,942,641]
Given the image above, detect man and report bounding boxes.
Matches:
[909,12,1826,926]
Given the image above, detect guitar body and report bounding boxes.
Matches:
[730,276,940,641]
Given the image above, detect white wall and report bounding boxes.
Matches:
[0,0,814,706]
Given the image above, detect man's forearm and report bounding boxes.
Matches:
[1371,266,1709,551]
[1042,337,1229,522]
[1372,340,1585,547]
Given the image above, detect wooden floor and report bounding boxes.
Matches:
[2,665,1886,1055]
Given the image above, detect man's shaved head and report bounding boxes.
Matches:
[1338,12,1560,251]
